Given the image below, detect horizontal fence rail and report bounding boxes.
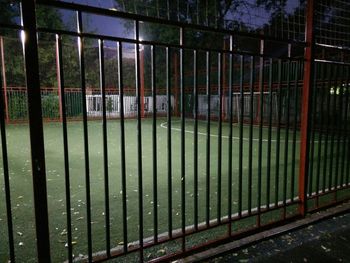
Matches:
[0,0,349,262]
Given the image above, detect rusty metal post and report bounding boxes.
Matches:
[0,36,9,123]
[20,1,51,261]
[299,0,315,217]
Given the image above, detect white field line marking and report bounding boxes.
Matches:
[160,121,306,143]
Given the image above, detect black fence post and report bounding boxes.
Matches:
[20,1,51,262]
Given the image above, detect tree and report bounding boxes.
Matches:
[0,1,16,25]
[1,4,68,87]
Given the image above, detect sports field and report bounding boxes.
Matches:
[0,117,345,262]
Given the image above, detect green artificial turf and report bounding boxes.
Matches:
[0,117,347,262]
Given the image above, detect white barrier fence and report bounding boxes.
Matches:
[86,95,173,117]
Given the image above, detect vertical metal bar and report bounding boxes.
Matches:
[322,65,332,193]
[334,65,345,190]
[299,0,315,216]
[134,20,144,261]
[151,44,158,243]
[55,36,63,123]
[328,65,338,191]
[275,59,282,207]
[193,49,199,230]
[315,63,326,204]
[340,66,350,187]
[238,54,244,217]
[266,58,273,208]
[174,53,179,116]
[217,52,223,223]
[140,46,145,118]
[206,51,211,226]
[0,38,14,263]
[227,36,233,235]
[291,61,299,201]
[0,37,9,123]
[308,62,318,197]
[179,27,186,251]
[56,34,73,263]
[77,11,92,261]
[117,41,128,253]
[248,56,255,214]
[345,78,350,185]
[20,1,51,261]
[166,47,173,238]
[222,41,227,120]
[99,39,111,257]
[257,40,264,226]
[283,59,291,217]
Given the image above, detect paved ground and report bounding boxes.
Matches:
[207,212,350,263]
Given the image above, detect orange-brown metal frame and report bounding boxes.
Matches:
[299,0,315,216]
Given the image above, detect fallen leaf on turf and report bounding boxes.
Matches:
[321,245,331,252]
[16,232,23,236]
[157,249,166,254]
[65,241,77,248]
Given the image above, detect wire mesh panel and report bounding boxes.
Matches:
[56,0,306,41]
[315,0,350,49]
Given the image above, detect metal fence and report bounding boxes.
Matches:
[0,0,349,262]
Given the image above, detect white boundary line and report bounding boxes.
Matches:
[160,121,306,143]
